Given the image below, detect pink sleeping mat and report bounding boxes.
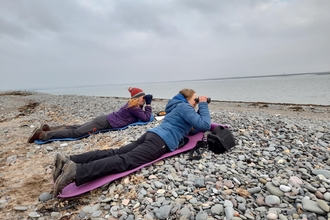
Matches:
[58,123,227,198]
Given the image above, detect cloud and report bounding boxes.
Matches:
[0,0,329,91]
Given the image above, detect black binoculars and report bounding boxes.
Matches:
[194,97,211,103]
[143,94,153,99]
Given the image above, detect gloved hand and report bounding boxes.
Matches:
[144,94,153,105]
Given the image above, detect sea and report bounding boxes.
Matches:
[37,73,330,106]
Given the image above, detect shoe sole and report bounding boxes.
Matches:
[54,161,76,196]
[27,127,41,143]
[40,123,51,131]
[52,153,61,183]
[52,153,69,183]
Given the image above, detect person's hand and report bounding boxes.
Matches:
[144,94,153,105]
[198,96,208,103]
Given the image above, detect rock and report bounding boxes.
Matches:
[324,192,330,201]
[248,187,262,194]
[38,192,53,202]
[225,207,235,220]
[265,182,284,197]
[267,211,278,220]
[154,205,171,219]
[265,195,281,206]
[13,206,28,211]
[289,176,303,185]
[278,214,288,220]
[316,199,330,212]
[28,212,40,218]
[312,170,330,179]
[279,185,291,192]
[195,211,208,220]
[302,198,326,215]
[211,204,224,215]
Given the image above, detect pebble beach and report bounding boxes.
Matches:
[0,91,330,220]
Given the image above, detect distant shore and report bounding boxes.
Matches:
[3,72,330,105]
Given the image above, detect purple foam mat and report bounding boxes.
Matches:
[58,123,226,198]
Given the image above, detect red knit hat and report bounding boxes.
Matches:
[128,87,145,98]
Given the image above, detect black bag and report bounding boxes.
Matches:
[207,125,235,154]
[188,125,236,160]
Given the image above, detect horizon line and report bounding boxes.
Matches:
[17,70,330,91]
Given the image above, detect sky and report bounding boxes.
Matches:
[1,0,330,91]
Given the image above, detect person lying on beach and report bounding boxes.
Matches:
[27,87,153,143]
[52,88,211,195]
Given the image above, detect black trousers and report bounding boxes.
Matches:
[41,115,112,140]
[70,132,169,186]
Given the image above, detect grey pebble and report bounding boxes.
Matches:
[38,192,53,201]
[154,205,171,219]
[13,206,28,211]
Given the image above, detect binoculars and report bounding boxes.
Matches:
[194,97,211,103]
[143,94,153,99]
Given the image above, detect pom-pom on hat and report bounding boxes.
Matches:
[128,87,145,98]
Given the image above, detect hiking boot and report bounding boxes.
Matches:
[52,153,70,183]
[27,128,43,143]
[40,123,51,131]
[54,161,76,196]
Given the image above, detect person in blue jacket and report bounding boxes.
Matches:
[52,88,211,196]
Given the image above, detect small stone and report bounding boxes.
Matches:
[51,212,60,217]
[28,212,40,218]
[39,192,53,202]
[256,196,265,206]
[13,206,28,211]
[224,200,233,207]
[157,189,166,194]
[265,182,284,197]
[324,192,330,201]
[265,195,281,206]
[315,191,324,199]
[317,199,330,212]
[6,155,17,163]
[133,202,140,209]
[302,198,326,215]
[122,199,130,206]
[289,176,303,186]
[278,214,288,220]
[154,205,171,219]
[91,210,102,217]
[248,187,261,194]
[312,170,330,179]
[279,185,291,192]
[83,206,92,213]
[267,212,278,220]
[153,160,164,166]
[210,204,224,215]
[225,207,234,220]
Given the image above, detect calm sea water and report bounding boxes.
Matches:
[37,74,330,105]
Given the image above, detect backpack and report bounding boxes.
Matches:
[189,125,235,160]
[207,125,236,154]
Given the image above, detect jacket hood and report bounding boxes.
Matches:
[165,93,188,113]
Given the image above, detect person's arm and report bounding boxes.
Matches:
[183,99,211,133]
[130,105,152,122]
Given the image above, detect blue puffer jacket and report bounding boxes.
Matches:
[149,93,211,151]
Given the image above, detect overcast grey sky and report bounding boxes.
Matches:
[1,0,329,91]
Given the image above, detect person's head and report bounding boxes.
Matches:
[179,88,197,108]
[127,87,146,107]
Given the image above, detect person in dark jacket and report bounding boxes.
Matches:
[27,87,153,143]
[52,88,211,196]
